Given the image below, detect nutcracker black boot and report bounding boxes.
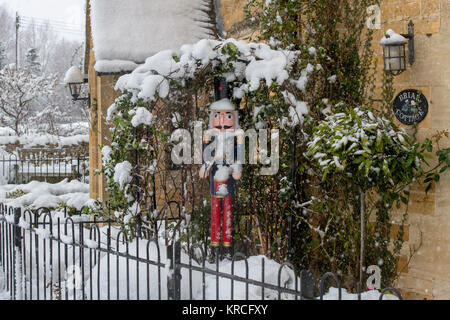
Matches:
[208,246,219,264]
[221,246,233,261]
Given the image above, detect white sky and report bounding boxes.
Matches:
[0,0,85,41]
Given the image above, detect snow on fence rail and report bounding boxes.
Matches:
[0,203,403,301]
[0,154,89,185]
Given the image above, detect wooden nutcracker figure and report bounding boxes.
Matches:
[199,77,244,262]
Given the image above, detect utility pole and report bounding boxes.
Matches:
[15,12,20,69]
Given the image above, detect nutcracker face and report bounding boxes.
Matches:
[212,111,236,131]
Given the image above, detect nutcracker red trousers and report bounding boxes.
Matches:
[210,195,233,247]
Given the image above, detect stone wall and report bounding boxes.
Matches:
[219,0,450,299]
[86,0,123,201]
[376,0,450,300]
[220,0,254,39]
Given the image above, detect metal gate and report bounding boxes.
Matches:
[0,203,403,300]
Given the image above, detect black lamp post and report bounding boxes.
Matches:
[381,20,414,75]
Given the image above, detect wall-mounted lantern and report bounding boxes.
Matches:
[380,20,414,75]
[64,66,90,104]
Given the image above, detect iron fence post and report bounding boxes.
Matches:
[167,241,181,300]
[77,156,80,181]
[300,270,315,300]
[174,241,181,300]
[167,243,174,299]
[13,164,19,185]
[13,207,22,300]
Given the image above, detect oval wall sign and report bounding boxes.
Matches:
[393,89,428,125]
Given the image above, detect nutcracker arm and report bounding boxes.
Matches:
[200,129,217,179]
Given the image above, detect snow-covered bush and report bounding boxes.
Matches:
[91,89,163,237]
[0,64,58,135]
[305,105,450,287]
[306,106,422,188]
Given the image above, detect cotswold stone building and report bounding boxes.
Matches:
[375,0,450,300]
[84,0,450,299]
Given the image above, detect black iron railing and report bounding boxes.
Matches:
[0,203,403,300]
[0,154,89,185]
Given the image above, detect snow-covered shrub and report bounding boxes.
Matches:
[306,106,423,188]
[92,92,156,236]
[0,65,58,135]
[306,105,450,287]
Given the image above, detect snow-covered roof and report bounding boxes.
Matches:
[90,0,217,73]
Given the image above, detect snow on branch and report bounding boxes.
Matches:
[0,65,58,135]
[114,38,306,126]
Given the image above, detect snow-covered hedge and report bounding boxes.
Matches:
[306,106,423,188]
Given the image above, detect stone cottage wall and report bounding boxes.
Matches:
[376,0,450,300]
[219,0,450,299]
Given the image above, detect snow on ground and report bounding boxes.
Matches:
[0,179,399,300]
[0,207,400,300]
[0,179,90,210]
[0,127,15,136]
[0,147,398,301]
[322,287,398,300]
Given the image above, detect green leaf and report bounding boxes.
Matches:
[364,158,371,176]
[382,159,389,175]
[400,196,408,205]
